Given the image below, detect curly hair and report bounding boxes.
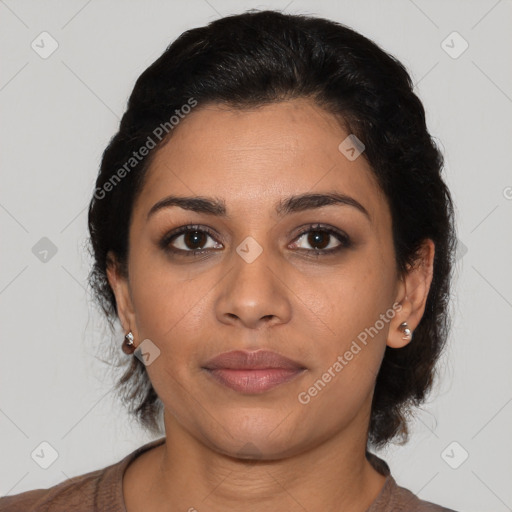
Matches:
[87,9,456,449]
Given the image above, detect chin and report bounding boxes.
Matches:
[201,410,309,460]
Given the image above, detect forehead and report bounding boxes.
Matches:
[134,99,388,223]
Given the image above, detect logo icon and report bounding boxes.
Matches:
[338,134,365,161]
[441,441,469,469]
[32,237,58,263]
[31,441,59,469]
[134,339,161,366]
[441,32,469,59]
[236,236,263,263]
[31,32,59,59]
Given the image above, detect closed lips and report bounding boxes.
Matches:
[202,349,306,370]
[202,349,307,394]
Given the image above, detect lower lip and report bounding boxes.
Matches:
[204,368,305,394]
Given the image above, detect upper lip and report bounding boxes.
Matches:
[203,350,305,370]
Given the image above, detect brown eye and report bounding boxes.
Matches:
[306,230,331,250]
[181,230,208,250]
[160,225,223,256]
[291,224,351,254]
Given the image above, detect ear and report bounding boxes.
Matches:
[387,239,435,349]
[106,250,138,343]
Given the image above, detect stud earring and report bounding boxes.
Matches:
[122,331,135,354]
[399,322,412,340]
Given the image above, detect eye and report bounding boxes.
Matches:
[160,223,351,258]
[290,224,351,255]
[160,225,223,256]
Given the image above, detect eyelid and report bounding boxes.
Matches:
[292,223,349,241]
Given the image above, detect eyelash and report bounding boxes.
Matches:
[159,223,352,258]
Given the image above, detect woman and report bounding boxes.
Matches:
[0,9,457,512]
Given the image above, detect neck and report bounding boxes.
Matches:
[129,411,387,512]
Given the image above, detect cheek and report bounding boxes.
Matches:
[303,243,396,391]
[127,255,218,394]
[127,246,202,339]
[319,250,394,336]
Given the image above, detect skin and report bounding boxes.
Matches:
[107,98,435,512]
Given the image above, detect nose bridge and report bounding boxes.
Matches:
[215,232,292,328]
[231,233,278,300]
[235,235,274,287]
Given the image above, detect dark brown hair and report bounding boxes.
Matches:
[87,9,456,448]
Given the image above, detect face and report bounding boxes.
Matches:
[108,98,417,459]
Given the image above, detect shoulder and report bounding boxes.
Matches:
[366,452,459,512]
[0,466,110,512]
[387,480,459,511]
[386,479,459,511]
[0,437,166,512]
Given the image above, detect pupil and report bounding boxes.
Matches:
[185,231,205,249]
[308,231,328,249]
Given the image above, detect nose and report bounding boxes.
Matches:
[214,242,292,330]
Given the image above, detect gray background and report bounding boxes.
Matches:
[1,1,511,510]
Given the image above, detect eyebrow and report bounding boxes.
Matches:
[146,192,371,222]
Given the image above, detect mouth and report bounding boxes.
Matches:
[202,349,307,394]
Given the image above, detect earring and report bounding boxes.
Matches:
[122,331,135,354]
[399,322,412,340]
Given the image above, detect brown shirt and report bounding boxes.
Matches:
[0,437,457,511]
